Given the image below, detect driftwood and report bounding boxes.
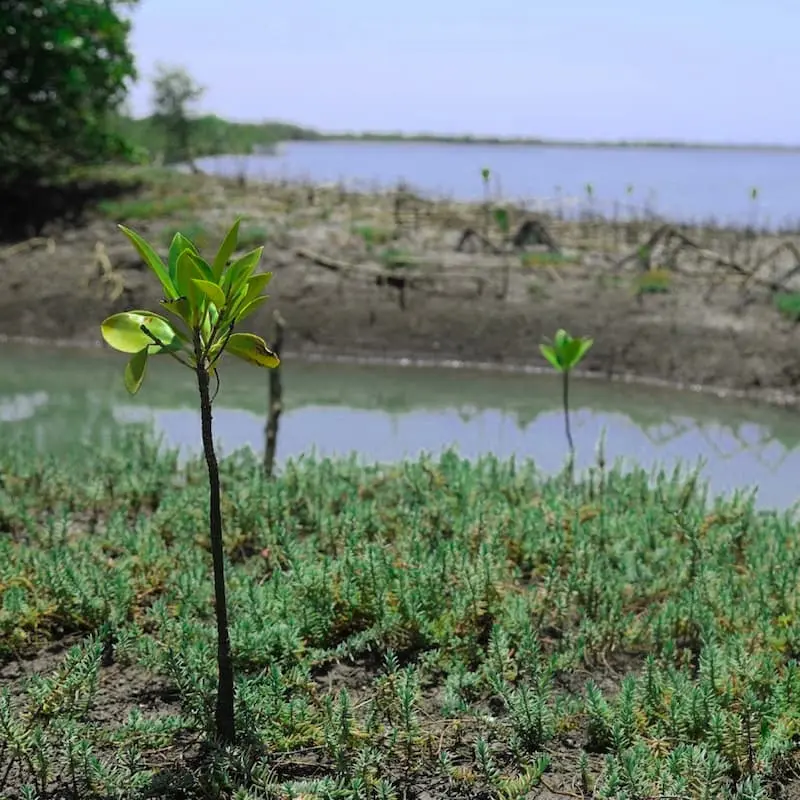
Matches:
[295,247,414,309]
[455,217,560,255]
[294,247,494,305]
[511,218,560,253]
[263,310,285,479]
[455,228,503,254]
[616,224,800,302]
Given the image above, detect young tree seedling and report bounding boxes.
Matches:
[540,329,593,457]
[99,219,279,744]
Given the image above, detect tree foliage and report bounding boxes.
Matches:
[150,64,205,164]
[0,0,139,185]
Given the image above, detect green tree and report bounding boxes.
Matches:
[150,64,205,165]
[0,0,139,185]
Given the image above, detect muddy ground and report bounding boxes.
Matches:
[3,169,800,407]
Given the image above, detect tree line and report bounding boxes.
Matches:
[0,0,299,191]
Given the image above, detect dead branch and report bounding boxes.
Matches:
[616,224,793,295]
[455,227,503,254]
[511,218,560,253]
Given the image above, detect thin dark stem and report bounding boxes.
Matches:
[563,369,574,454]
[140,324,191,369]
[264,311,285,478]
[194,335,235,744]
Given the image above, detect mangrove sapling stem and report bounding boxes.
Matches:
[194,334,235,744]
[101,219,281,748]
[264,311,285,478]
[562,369,574,455]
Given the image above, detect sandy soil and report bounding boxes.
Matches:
[3,171,800,408]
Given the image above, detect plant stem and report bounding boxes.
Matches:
[194,339,235,744]
[563,369,574,456]
[264,311,285,478]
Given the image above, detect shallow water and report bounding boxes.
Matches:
[197,142,800,228]
[2,343,800,510]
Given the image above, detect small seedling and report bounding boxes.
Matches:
[540,329,593,457]
[481,167,492,235]
[635,268,671,294]
[99,219,280,744]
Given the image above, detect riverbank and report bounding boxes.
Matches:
[120,114,800,153]
[3,168,800,409]
[2,433,800,798]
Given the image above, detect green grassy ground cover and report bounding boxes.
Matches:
[1,429,799,798]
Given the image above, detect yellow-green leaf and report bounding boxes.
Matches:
[124,347,148,395]
[168,233,198,283]
[574,337,594,364]
[160,296,193,328]
[222,248,263,300]
[225,332,280,368]
[539,343,563,372]
[101,311,181,354]
[213,219,241,281]
[192,279,227,309]
[175,249,206,315]
[235,295,268,323]
[187,252,215,282]
[118,225,178,299]
[243,272,273,305]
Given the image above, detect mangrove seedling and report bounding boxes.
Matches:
[481,167,492,235]
[99,219,279,744]
[540,329,593,456]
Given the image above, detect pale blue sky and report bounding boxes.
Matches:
[127,0,800,144]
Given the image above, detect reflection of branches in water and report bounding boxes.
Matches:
[639,417,792,471]
[638,418,697,446]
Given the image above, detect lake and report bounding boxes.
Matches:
[196,141,800,229]
[2,343,800,511]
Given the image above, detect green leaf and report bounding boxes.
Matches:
[174,249,206,314]
[101,311,182,354]
[192,279,227,309]
[225,332,280,368]
[160,296,193,327]
[559,338,582,369]
[539,343,563,371]
[217,285,246,331]
[573,337,593,365]
[234,295,269,323]
[242,272,273,305]
[213,218,241,281]
[222,248,263,300]
[168,233,198,284]
[123,347,148,395]
[201,311,214,345]
[554,329,570,351]
[118,225,178,299]
[187,252,215,282]
[493,207,510,234]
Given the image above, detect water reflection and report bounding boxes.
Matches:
[2,343,800,509]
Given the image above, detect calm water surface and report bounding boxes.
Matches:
[197,142,800,228]
[2,344,800,510]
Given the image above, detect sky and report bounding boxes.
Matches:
[127,0,800,144]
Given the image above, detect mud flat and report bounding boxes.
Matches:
[3,168,800,407]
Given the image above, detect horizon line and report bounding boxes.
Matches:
[128,113,800,153]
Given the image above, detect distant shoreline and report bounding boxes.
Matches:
[122,115,800,156]
[314,132,800,154]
